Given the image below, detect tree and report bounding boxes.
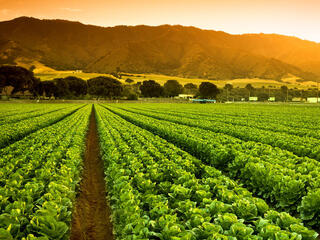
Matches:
[31,78,43,97]
[0,65,37,96]
[29,65,36,72]
[199,82,220,99]
[184,83,197,89]
[87,76,123,98]
[125,78,134,84]
[281,85,288,102]
[164,80,183,97]
[140,80,164,97]
[54,78,70,98]
[42,81,58,97]
[257,92,269,101]
[184,83,198,94]
[64,76,87,96]
[245,84,254,98]
[122,84,139,100]
[224,83,233,101]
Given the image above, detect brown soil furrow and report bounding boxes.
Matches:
[70,105,113,240]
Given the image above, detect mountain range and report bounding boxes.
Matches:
[1,16,320,82]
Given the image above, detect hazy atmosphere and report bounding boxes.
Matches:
[1,0,320,42]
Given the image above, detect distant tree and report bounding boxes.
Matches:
[164,80,183,97]
[0,65,37,95]
[140,80,164,97]
[125,78,134,84]
[224,83,233,101]
[64,76,87,96]
[224,83,233,91]
[42,81,58,97]
[281,85,288,102]
[199,82,220,99]
[31,78,43,97]
[87,76,123,98]
[245,84,254,98]
[122,84,139,100]
[54,78,70,98]
[184,83,197,90]
[183,83,198,94]
[257,92,269,101]
[29,65,36,72]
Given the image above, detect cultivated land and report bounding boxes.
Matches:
[0,102,320,239]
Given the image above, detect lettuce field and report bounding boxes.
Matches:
[1,103,320,240]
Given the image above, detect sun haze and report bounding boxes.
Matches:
[0,0,320,42]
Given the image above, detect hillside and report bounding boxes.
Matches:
[0,17,319,82]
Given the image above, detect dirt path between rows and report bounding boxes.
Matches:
[70,105,114,240]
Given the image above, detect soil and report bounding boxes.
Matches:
[70,106,114,240]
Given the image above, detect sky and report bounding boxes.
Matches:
[0,0,320,42]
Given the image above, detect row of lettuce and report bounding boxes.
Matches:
[0,105,91,239]
[0,104,84,149]
[103,104,320,229]
[118,105,320,160]
[128,104,320,139]
[95,104,318,240]
[0,105,70,126]
[145,104,320,131]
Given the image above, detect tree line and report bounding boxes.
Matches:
[0,66,220,99]
[0,65,318,101]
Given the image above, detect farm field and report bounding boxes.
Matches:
[0,102,320,239]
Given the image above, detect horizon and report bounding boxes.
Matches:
[0,0,320,43]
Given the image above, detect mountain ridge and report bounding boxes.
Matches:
[0,16,319,82]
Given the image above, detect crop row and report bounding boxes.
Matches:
[132,104,320,131]
[104,105,320,228]
[0,104,47,119]
[129,105,320,139]
[0,105,91,239]
[118,106,320,161]
[95,105,318,240]
[0,104,84,149]
[0,104,73,126]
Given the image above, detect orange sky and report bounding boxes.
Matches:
[1,0,320,42]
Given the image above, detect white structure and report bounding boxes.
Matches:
[292,97,305,102]
[249,97,258,101]
[268,97,275,102]
[177,94,194,99]
[307,97,319,103]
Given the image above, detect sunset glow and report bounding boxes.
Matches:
[0,0,320,42]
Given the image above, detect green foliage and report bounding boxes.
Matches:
[0,104,91,239]
[199,82,220,98]
[163,80,183,97]
[87,76,123,98]
[95,104,318,239]
[140,80,164,97]
[0,65,38,95]
[298,189,320,226]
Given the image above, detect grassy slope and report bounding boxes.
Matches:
[117,73,318,89]
[25,59,317,89]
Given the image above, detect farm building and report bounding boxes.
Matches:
[307,97,319,103]
[292,97,306,102]
[249,97,258,101]
[175,94,195,99]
